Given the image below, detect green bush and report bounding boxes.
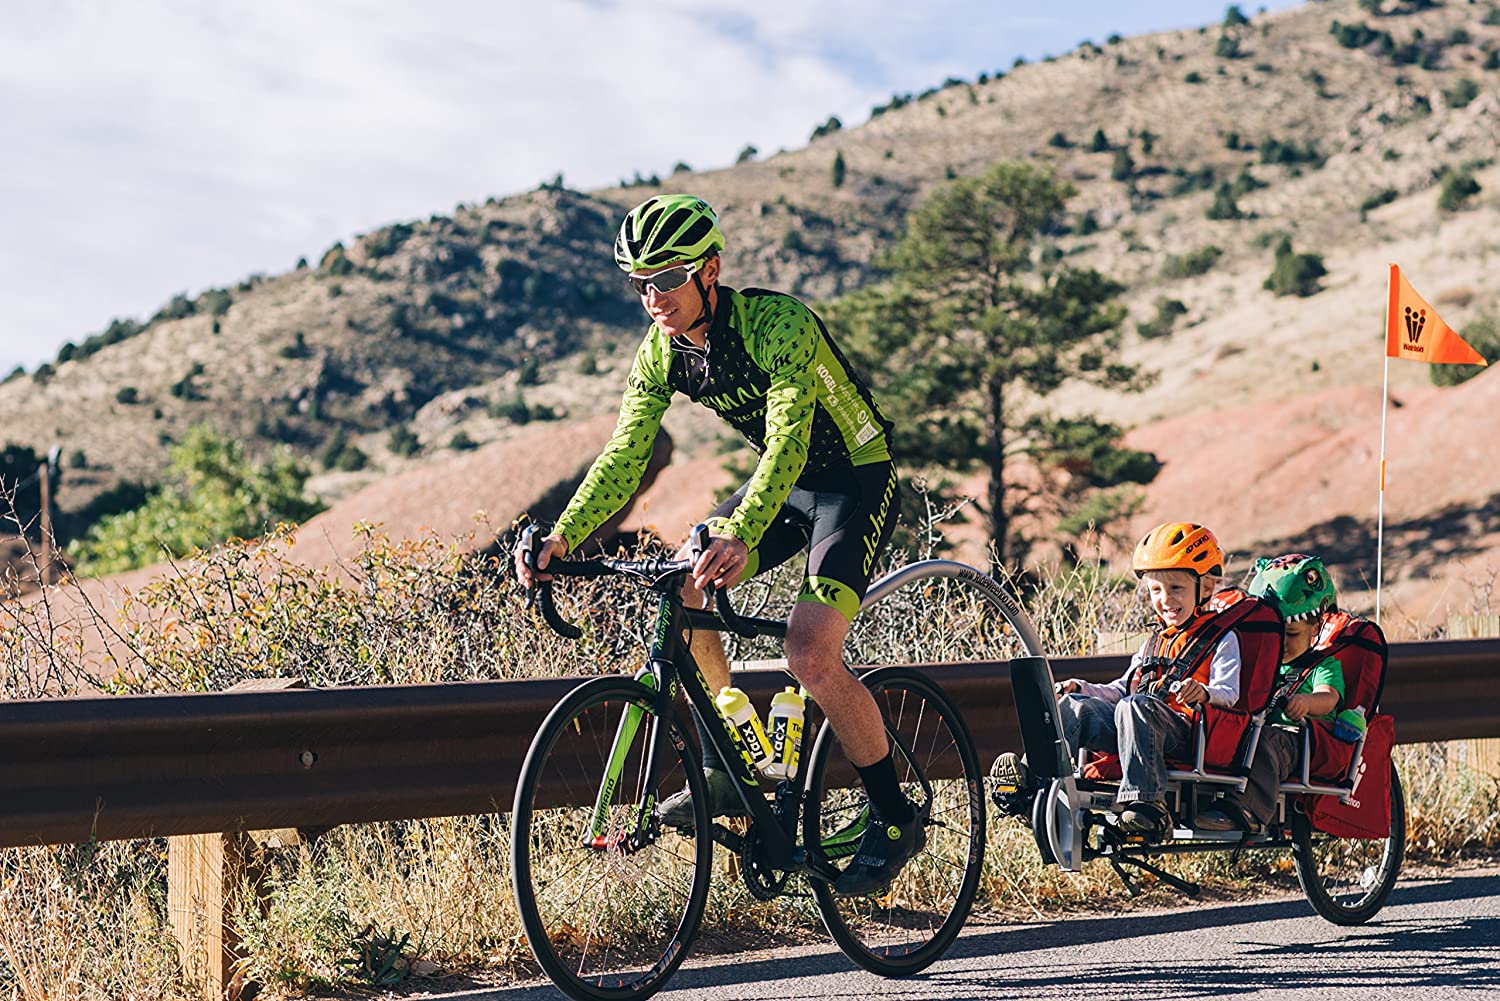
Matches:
[170,362,206,400]
[115,386,139,405]
[1223,4,1249,27]
[1231,165,1266,196]
[1438,170,1481,212]
[69,425,323,574]
[489,393,532,424]
[1136,297,1189,339]
[198,288,233,318]
[516,356,541,386]
[1206,182,1242,220]
[832,151,846,188]
[387,426,421,457]
[1445,78,1480,109]
[448,430,479,451]
[1215,34,1243,59]
[1110,149,1135,181]
[319,428,368,472]
[1090,128,1110,152]
[1184,71,1204,83]
[363,222,414,259]
[1360,187,1399,218]
[1263,239,1327,297]
[320,242,354,276]
[1430,317,1499,387]
[1161,245,1223,278]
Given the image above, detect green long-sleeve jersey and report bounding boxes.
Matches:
[553,286,893,552]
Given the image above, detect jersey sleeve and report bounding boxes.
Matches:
[553,332,673,552]
[720,298,818,549]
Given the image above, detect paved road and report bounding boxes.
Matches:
[413,865,1500,1001]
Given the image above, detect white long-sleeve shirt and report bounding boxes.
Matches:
[1076,632,1242,708]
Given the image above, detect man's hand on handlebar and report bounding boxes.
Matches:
[689,534,750,592]
[514,532,568,589]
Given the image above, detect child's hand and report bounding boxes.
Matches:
[1283,693,1314,721]
[1173,678,1209,707]
[1054,679,1083,696]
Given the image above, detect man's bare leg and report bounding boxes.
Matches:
[783,601,887,766]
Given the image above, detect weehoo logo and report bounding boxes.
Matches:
[1403,306,1426,351]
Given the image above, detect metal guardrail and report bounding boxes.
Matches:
[0,639,1496,849]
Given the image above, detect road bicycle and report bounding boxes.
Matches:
[509,524,1041,1001]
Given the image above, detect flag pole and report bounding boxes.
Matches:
[1375,353,1389,626]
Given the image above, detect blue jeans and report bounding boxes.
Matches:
[1058,693,1193,804]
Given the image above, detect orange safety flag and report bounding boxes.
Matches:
[1386,264,1488,366]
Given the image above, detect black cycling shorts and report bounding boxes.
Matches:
[707,461,899,621]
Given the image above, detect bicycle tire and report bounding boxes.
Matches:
[511,676,711,1001]
[1291,765,1405,926]
[805,665,985,977]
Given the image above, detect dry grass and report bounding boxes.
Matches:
[0,841,192,1001]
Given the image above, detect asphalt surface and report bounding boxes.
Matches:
[402,864,1500,1001]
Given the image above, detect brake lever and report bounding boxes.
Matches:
[689,523,713,605]
[520,524,541,609]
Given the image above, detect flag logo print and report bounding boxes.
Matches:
[1403,306,1425,345]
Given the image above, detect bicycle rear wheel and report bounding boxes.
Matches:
[1291,766,1405,926]
[511,677,711,1001]
[805,665,985,977]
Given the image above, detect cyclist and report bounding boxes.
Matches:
[513,194,915,895]
[994,522,1242,839]
[1195,554,1345,831]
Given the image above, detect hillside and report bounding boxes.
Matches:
[3,0,1499,629]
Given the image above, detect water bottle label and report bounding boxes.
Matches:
[737,718,770,763]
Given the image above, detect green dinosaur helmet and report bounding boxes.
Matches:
[613,194,725,273]
[1248,554,1338,621]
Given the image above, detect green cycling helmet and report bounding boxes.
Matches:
[614,194,725,273]
[1248,553,1338,622]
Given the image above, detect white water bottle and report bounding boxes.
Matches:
[715,686,775,775]
[764,687,807,780]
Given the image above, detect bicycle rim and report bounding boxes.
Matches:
[511,677,710,1001]
[806,666,985,976]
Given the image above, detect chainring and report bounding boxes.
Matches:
[740,822,792,901]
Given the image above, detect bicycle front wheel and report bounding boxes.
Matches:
[511,677,711,1001]
[805,665,985,977]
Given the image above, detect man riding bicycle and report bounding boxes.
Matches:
[513,194,915,894]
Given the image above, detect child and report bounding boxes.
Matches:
[1195,554,1344,831]
[994,522,1242,839]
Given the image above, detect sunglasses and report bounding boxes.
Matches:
[627,262,700,296]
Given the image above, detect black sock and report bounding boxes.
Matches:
[695,713,725,773]
[856,750,915,823]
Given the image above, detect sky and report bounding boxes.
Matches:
[0,0,1304,373]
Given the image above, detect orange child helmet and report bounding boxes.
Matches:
[1132,522,1224,578]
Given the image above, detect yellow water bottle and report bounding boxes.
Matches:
[765,687,807,780]
[715,686,774,775]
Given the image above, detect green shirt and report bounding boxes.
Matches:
[554,286,893,552]
[1271,653,1345,728]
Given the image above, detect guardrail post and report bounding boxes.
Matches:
[167,679,306,999]
[1447,615,1500,779]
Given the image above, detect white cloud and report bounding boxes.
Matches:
[0,0,1290,370]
